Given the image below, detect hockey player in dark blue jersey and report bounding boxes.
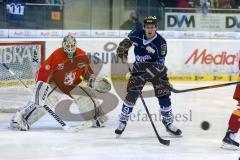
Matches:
[115,16,182,137]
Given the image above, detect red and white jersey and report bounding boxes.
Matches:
[36,48,93,94]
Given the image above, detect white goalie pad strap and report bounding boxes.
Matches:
[33,81,52,106]
[19,101,47,126]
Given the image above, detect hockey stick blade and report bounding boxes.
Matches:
[62,121,93,132]
[171,81,240,93]
[159,138,170,146]
[139,94,170,146]
[43,105,92,132]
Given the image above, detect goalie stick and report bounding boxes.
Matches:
[125,60,170,146]
[78,86,101,120]
[171,81,240,93]
[1,63,92,132]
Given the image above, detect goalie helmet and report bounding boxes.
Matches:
[62,34,77,58]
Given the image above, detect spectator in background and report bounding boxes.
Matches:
[215,0,236,8]
[120,11,142,30]
[46,0,63,5]
[157,0,177,7]
[176,0,189,8]
[200,0,210,13]
[235,0,240,8]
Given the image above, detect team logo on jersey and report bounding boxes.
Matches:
[64,71,76,86]
[136,55,152,62]
[57,64,64,70]
[77,62,86,69]
[161,44,167,56]
[146,46,155,54]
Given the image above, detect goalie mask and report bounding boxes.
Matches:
[62,35,77,59]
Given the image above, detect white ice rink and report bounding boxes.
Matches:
[0,82,239,160]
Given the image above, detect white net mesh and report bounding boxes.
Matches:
[0,42,44,112]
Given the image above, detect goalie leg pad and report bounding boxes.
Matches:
[10,101,46,130]
[25,104,47,126]
[33,81,52,106]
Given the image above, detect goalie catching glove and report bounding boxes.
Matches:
[117,38,132,59]
[88,77,111,93]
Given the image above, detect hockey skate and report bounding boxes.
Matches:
[221,130,239,150]
[92,115,108,128]
[165,123,182,136]
[115,122,127,138]
[9,111,29,131]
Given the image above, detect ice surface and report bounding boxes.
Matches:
[0,82,239,160]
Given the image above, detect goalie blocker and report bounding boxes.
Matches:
[10,34,111,131]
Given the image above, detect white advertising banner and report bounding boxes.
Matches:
[166,39,240,75]
[36,30,63,38]
[62,30,91,37]
[91,30,120,38]
[8,29,38,37]
[2,29,240,39]
[0,30,8,38]
[0,38,239,76]
[165,12,240,32]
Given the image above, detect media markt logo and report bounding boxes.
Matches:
[185,49,239,65]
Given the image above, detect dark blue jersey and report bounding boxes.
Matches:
[128,29,167,64]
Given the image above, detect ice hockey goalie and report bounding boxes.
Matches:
[9,34,109,131]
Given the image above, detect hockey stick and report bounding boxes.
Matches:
[171,81,240,93]
[1,63,92,132]
[78,86,101,120]
[125,61,170,146]
[42,104,92,132]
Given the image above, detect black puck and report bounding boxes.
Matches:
[201,121,210,130]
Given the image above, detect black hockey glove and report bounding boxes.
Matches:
[117,39,132,59]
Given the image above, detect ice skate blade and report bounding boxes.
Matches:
[167,131,183,138]
[221,142,239,151]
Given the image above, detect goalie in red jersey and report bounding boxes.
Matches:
[10,35,110,131]
[222,61,240,150]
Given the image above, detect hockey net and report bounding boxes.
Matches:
[0,42,44,112]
